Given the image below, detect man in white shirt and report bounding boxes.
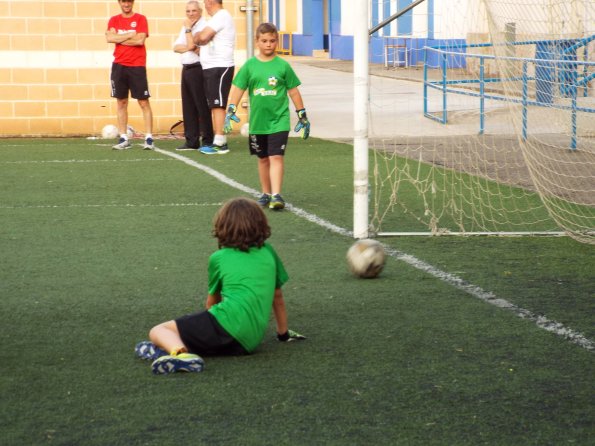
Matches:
[173,1,213,151]
[193,0,236,154]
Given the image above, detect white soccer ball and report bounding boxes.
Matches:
[101,124,119,139]
[346,239,386,279]
[240,123,250,137]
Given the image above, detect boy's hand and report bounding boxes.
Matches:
[277,329,306,342]
[224,104,240,134]
[294,109,310,139]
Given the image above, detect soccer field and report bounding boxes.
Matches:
[1,137,593,445]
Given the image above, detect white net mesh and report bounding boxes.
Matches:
[368,0,595,243]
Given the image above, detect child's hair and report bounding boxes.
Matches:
[212,197,271,251]
[255,22,278,39]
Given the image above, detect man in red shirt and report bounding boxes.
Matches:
[105,0,154,150]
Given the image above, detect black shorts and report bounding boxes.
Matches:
[248,131,289,158]
[110,63,151,100]
[176,310,247,356]
[203,66,234,109]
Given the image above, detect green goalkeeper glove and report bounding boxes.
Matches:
[224,104,240,134]
[294,109,310,140]
[277,329,306,342]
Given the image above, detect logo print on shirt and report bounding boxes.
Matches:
[268,76,278,87]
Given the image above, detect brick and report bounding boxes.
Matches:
[0,118,31,135]
[15,101,46,117]
[77,2,109,18]
[61,117,95,136]
[27,18,61,34]
[12,69,45,83]
[11,2,42,17]
[0,2,9,16]
[2,17,26,33]
[0,101,14,117]
[78,68,109,84]
[0,85,28,100]
[43,2,76,18]
[78,35,111,51]
[79,101,113,117]
[46,69,78,84]
[0,35,8,51]
[62,84,94,100]
[28,85,62,101]
[61,19,95,35]
[0,68,10,83]
[45,35,76,51]
[46,101,79,117]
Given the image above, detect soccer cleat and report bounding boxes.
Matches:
[257,193,271,206]
[269,194,285,210]
[134,341,168,361]
[112,137,131,150]
[200,144,229,155]
[151,353,205,375]
[143,137,154,150]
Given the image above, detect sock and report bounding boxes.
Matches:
[213,135,226,146]
[145,133,153,140]
[120,134,128,140]
[170,347,188,356]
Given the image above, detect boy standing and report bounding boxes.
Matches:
[224,23,311,210]
[105,0,154,150]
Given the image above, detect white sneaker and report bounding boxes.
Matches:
[143,137,155,150]
[112,137,131,150]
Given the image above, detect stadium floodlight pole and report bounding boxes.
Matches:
[353,0,369,239]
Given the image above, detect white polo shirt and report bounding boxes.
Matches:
[173,17,207,65]
[200,8,236,70]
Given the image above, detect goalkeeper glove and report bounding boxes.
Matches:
[277,329,306,342]
[294,108,310,140]
[224,104,240,134]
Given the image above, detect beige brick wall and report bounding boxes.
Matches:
[0,0,257,137]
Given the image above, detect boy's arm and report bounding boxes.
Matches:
[273,289,306,342]
[227,85,245,109]
[287,87,305,111]
[205,292,221,309]
[272,288,288,335]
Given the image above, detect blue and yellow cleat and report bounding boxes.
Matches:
[151,353,205,375]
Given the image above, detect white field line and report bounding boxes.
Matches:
[1,202,221,210]
[155,147,595,353]
[1,158,170,164]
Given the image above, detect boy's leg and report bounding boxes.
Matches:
[149,320,187,355]
[258,157,272,194]
[269,155,284,195]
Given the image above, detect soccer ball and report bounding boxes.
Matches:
[346,239,386,279]
[240,123,250,137]
[101,124,119,139]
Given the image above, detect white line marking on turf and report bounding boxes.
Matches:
[1,158,170,164]
[155,147,595,353]
[0,202,221,210]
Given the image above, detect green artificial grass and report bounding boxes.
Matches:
[0,137,593,446]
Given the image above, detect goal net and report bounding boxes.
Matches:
[365,0,595,244]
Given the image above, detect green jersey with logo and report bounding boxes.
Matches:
[207,242,289,352]
[232,56,301,134]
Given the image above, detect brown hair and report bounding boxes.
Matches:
[212,197,271,251]
[255,22,278,39]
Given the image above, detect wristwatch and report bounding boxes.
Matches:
[185,28,192,33]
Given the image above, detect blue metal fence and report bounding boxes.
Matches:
[423,38,595,150]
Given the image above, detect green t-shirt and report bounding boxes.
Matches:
[232,56,301,134]
[207,242,289,352]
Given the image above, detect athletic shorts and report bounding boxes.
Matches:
[248,131,289,158]
[202,66,234,109]
[176,310,248,356]
[110,63,151,100]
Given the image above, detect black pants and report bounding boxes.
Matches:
[181,63,213,148]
